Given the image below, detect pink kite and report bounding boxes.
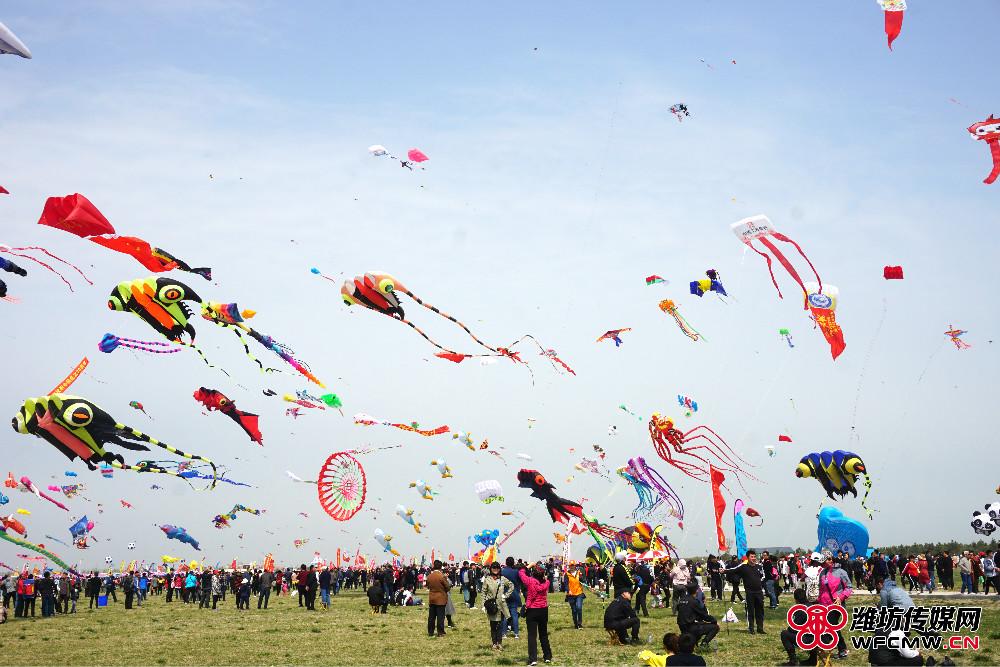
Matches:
[407,149,429,163]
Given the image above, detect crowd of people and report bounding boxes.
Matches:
[0,546,993,666]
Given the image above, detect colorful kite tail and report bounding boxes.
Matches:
[860,474,875,520]
[398,318,466,357]
[985,139,1000,185]
[401,288,498,353]
[113,423,219,490]
[4,246,92,292]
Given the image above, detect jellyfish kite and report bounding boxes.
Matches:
[877,0,906,51]
[731,215,823,303]
[616,464,659,520]
[968,115,1000,185]
[13,394,218,487]
[795,450,873,518]
[627,457,685,525]
[648,413,756,488]
[658,300,702,341]
[689,269,727,297]
[107,276,323,386]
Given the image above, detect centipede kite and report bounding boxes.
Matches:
[12,394,218,488]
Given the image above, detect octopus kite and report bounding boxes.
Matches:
[194,388,263,445]
[795,450,873,518]
[658,300,702,341]
[38,193,211,279]
[107,276,323,386]
[516,469,584,525]
[625,457,685,525]
[969,115,1000,185]
[12,394,218,487]
[648,413,755,488]
[1,242,91,299]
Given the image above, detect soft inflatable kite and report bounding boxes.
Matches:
[193,388,263,445]
[212,504,262,529]
[625,457,685,525]
[877,0,905,50]
[0,21,31,58]
[99,333,180,355]
[395,505,423,533]
[677,395,698,416]
[745,506,763,527]
[0,527,75,572]
[645,275,666,286]
[354,413,449,436]
[883,266,904,280]
[317,451,366,521]
[945,325,971,349]
[340,272,517,364]
[596,328,631,347]
[374,528,400,555]
[658,300,702,341]
[409,479,435,500]
[731,215,822,303]
[1,515,26,536]
[516,469,583,525]
[474,480,504,504]
[804,282,846,360]
[107,277,323,385]
[795,450,872,518]
[38,194,211,279]
[430,459,453,479]
[1,242,91,296]
[969,115,1000,185]
[617,464,659,520]
[690,269,727,297]
[159,524,200,550]
[779,328,794,348]
[733,499,748,559]
[710,466,727,553]
[128,401,151,418]
[13,394,218,486]
[19,476,69,511]
[648,413,755,487]
[972,503,1000,536]
[816,506,869,557]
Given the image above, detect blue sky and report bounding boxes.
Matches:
[0,1,997,568]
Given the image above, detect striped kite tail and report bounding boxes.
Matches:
[114,423,219,490]
[402,289,497,353]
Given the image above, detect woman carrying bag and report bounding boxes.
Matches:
[481,561,514,650]
[519,562,553,666]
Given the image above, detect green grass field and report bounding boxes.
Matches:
[2,589,1000,665]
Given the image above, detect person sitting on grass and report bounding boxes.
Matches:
[638,632,680,667]
[666,633,706,666]
[604,589,641,645]
[676,582,719,648]
[367,579,384,614]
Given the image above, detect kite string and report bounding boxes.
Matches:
[848,297,887,446]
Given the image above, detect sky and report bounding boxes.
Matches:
[0,1,998,569]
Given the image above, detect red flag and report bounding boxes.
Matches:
[336,548,341,567]
[37,193,115,237]
[777,434,792,443]
[710,465,727,553]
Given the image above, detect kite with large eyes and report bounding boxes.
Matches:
[12,393,219,488]
[796,450,873,519]
[517,468,584,525]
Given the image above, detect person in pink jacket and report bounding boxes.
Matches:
[519,563,552,665]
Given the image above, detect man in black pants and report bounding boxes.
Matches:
[199,569,213,609]
[611,553,634,600]
[633,562,652,617]
[726,549,765,634]
[603,590,641,644]
[676,582,720,647]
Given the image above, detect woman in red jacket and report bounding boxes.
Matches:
[901,556,919,594]
[519,563,552,666]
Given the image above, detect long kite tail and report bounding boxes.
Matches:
[671,310,704,341]
[175,340,230,377]
[0,531,76,573]
[219,323,280,375]
[244,327,325,388]
[859,474,875,520]
[399,318,467,357]
[401,289,498,353]
[113,423,218,490]
[985,139,1000,185]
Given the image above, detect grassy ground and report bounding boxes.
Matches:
[3,589,1000,665]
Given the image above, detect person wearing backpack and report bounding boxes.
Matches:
[481,561,513,650]
[818,556,852,660]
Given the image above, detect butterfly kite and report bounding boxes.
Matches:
[596,328,631,347]
[945,326,971,350]
[193,388,263,445]
[38,194,211,280]
[107,276,323,385]
[13,395,218,487]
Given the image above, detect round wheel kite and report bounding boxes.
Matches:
[317,452,366,521]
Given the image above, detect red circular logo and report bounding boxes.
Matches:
[787,604,848,650]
